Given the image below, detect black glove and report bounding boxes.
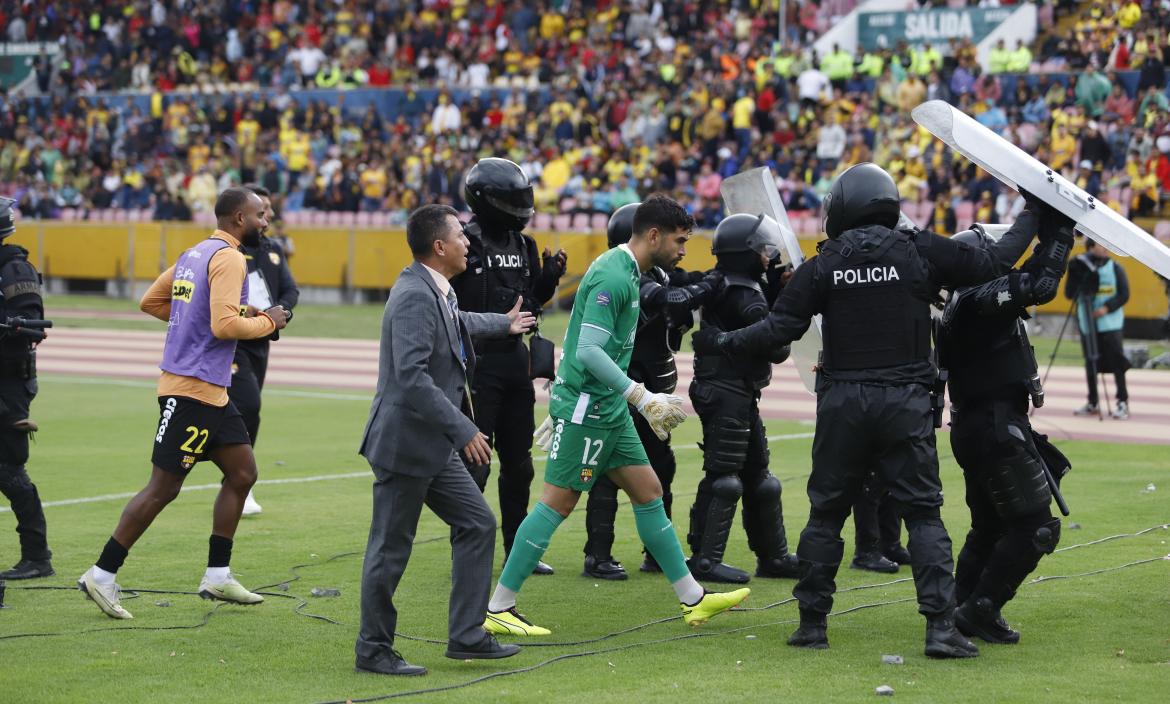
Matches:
[542,248,568,278]
[699,269,725,296]
[691,325,727,355]
[1020,188,1075,243]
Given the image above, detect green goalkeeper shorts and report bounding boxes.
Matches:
[543,414,649,492]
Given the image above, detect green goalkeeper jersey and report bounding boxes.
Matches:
[549,245,642,428]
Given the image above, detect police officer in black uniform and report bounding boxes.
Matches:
[688,213,801,584]
[0,196,54,580]
[451,158,567,574]
[693,162,1041,658]
[581,200,724,580]
[230,184,299,516]
[940,211,1075,645]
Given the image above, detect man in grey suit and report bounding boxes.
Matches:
[356,204,536,676]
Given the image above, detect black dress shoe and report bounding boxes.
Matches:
[583,555,628,580]
[850,551,899,574]
[354,650,427,676]
[445,635,521,660]
[0,559,54,580]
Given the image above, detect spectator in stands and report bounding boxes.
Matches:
[1076,65,1112,117]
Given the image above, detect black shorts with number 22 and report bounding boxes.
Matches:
[152,396,251,474]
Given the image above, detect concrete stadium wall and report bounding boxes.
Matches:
[8,222,1169,320]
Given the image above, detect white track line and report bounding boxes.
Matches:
[1,432,816,513]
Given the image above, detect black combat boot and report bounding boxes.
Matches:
[688,556,750,584]
[0,558,54,580]
[955,597,1020,644]
[882,543,912,565]
[787,610,829,649]
[756,553,801,578]
[639,551,662,573]
[850,550,899,573]
[582,555,628,581]
[924,613,980,658]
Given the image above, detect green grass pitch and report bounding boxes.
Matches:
[1,369,1168,703]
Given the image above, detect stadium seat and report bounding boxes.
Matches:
[356,211,372,227]
[1154,221,1170,243]
[570,212,589,231]
[955,202,975,226]
[310,210,329,226]
[590,213,608,231]
[371,212,391,227]
[533,212,553,230]
[553,214,571,231]
[59,208,76,221]
[457,210,472,223]
[326,211,343,226]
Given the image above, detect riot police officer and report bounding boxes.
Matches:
[231,185,299,516]
[451,157,567,574]
[581,201,725,580]
[0,196,53,580]
[940,213,1074,644]
[688,213,801,584]
[693,162,1041,658]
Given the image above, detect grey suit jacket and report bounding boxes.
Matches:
[359,261,511,477]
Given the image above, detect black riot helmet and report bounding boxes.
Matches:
[712,212,785,275]
[822,162,901,239]
[0,196,16,238]
[464,157,535,231]
[606,202,640,248]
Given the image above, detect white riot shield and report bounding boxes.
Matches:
[912,100,1170,279]
[720,167,822,393]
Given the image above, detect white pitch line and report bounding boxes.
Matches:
[41,375,374,401]
[0,433,816,513]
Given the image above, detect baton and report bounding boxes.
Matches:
[1040,458,1070,517]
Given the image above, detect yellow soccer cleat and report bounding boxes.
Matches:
[484,607,552,636]
[681,587,751,627]
[198,575,264,605]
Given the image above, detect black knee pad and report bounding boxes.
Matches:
[710,473,744,502]
[1032,517,1061,554]
[901,506,942,526]
[747,472,781,503]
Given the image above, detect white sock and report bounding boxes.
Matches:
[204,566,231,583]
[672,575,704,605]
[91,565,116,585]
[488,584,517,613]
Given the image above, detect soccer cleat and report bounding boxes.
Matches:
[680,587,750,627]
[198,574,264,604]
[1073,403,1099,416]
[241,491,263,516]
[77,568,133,619]
[1110,401,1130,420]
[484,607,551,636]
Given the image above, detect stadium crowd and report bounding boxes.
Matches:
[1,0,1168,231]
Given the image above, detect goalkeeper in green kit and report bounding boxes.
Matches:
[484,196,750,636]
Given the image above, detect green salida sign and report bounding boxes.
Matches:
[858,7,1015,49]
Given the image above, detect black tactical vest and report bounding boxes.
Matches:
[817,227,930,372]
[694,273,773,391]
[0,244,42,372]
[939,287,1037,404]
[453,220,533,316]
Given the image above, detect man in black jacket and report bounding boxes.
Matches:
[233,185,299,516]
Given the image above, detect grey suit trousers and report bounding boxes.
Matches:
[355,451,497,659]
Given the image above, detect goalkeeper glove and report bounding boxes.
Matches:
[623,382,687,440]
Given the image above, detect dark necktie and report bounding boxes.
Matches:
[446,290,466,364]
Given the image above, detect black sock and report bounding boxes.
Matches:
[96,537,129,574]
[208,534,233,568]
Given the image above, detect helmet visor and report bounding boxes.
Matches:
[746,213,785,261]
[484,189,535,219]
